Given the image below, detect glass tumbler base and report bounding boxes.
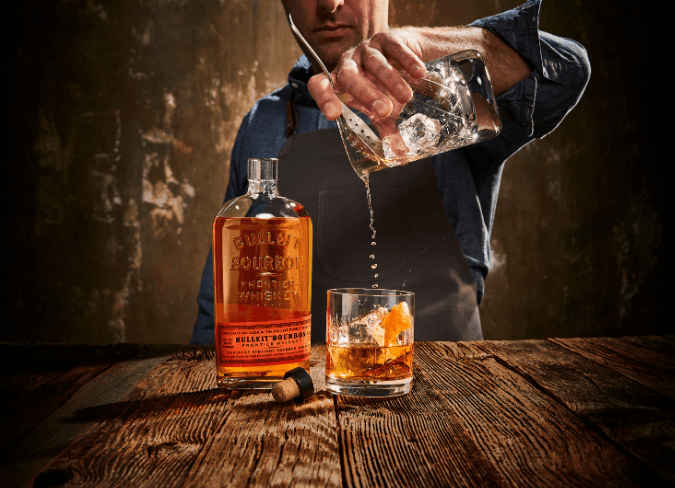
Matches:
[325,377,412,397]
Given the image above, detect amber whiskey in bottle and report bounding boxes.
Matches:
[213,158,312,389]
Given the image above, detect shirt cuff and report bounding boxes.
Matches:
[470,0,542,137]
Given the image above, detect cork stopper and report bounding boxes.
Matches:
[271,378,301,402]
[271,367,314,403]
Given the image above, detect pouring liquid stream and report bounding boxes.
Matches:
[335,118,383,289]
[364,175,379,288]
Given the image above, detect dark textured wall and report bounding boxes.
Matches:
[5,0,664,344]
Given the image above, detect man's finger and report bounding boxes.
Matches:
[361,47,413,104]
[307,74,342,120]
[381,35,427,80]
[336,59,393,119]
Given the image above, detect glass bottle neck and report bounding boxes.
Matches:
[247,158,278,196]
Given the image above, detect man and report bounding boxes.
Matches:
[191,0,590,344]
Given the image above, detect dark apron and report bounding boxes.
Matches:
[277,128,482,342]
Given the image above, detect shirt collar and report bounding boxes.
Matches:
[288,55,316,105]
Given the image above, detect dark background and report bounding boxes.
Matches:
[5,0,665,344]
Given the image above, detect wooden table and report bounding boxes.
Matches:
[1,337,674,487]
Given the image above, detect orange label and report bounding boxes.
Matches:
[216,316,311,367]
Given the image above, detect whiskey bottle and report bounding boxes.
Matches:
[212,158,312,389]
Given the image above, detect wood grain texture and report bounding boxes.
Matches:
[478,338,675,484]
[0,344,70,451]
[3,339,673,488]
[336,341,659,488]
[29,345,340,488]
[620,335,675,359]
[550,336,675,401]
[0,344,180,488]
[0,344,164,452]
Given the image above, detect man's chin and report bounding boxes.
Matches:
[312,42,352,72]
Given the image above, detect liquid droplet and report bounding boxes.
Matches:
[363,176,380,292]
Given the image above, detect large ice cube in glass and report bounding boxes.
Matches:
[398,114,442,155]
[338,306,389,346]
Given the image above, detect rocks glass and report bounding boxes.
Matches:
[325,288,415,397]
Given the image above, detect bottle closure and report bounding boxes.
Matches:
[248,158,279,195]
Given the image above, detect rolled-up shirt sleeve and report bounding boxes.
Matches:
[470,0,591,147]
[434,0,590,305]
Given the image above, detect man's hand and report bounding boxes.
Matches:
[308,28,428,121]
[308,26,531,122]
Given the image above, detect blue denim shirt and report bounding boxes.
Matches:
[190,0,590,345]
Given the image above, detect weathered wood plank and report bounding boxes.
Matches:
[182,345,340,488]
[478,338,675,484]
[337,341,659,488]
[0,343,66,424]
[30,345,341,488]
[620,335,675,359]
[9,339,673,488]
[0,344,181,488]
[550,337,675,401]
[0,344,143,457]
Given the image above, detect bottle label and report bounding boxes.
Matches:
[220,225,308,309]
[216,315,312,367]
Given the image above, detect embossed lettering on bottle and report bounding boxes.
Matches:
[212,158,312,389]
